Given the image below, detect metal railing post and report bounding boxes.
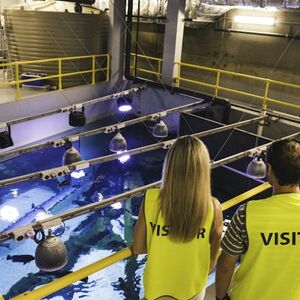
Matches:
[158,59,162,80]
[215,71,221,97]
[58,58,62,91]
[174,62,181,87]
[106,54,110,82]
[92,55,96,85]
[262,80,270,110]
[177,63,181,87]
[15,63,21,100]
[133,54,137,77]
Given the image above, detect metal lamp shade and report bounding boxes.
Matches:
[152,120,168,138]
[109,132,127,152]
[246,157,267,178]
[62,146,81,165]
[35,235,68,272]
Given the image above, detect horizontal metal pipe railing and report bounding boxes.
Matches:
[57,68,107,78]
[0,54,108,68]
[177,62,266,81]
[2,129,299,244]
[0,55,109,73]
[130,67,161,76]
[174,61,300,110]
[0,116,264,188]
[0,100,204,160]
[11,248,133,300]
[130,53,163,62]
[128,55,300,110]
[0,54,110,100]
[176,62,300,89]
[130,53,162,79]
[3,86,143,127]
[10,182,272,300]
[221,182,271,211]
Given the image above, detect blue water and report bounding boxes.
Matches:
[0,121,167,299]
[0,114,269,299]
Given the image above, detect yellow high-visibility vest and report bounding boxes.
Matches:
[143,188,213,300]
[230,193,300,300]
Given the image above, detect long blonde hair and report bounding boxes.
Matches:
[160,135,212,242]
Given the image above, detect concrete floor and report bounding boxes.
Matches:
[0,85,50,104]
[0,69,52,104]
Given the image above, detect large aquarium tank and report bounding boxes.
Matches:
[0,115,167,299]
[0,107,272,299]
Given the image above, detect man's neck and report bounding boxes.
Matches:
[273,184,300,195]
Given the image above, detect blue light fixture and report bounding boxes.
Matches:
[117,95,133,112]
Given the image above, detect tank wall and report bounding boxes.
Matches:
[133,9,300,82]
[182,9,300,80]
[130,8,300,114]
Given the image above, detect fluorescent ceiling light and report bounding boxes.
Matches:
[234,16,275,26]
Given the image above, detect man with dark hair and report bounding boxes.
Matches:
[216,139,300,300]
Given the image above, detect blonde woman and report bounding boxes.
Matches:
[132,136,223,300]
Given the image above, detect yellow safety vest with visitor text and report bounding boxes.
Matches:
[230,193,300,300]
[143,188,213,300]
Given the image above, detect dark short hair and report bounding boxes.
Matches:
[267,139,300,186]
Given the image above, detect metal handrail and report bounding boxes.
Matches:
[174,61,300,110]
[131,53,162,62]
[127,54,300,110]
[11,182,272,300]
[11,248,133,300]
[130,53,163,80]
[0,54,110,100]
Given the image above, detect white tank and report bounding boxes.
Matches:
[3,1,109,87]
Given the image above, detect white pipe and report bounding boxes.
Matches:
[0,99,204,160]
[0,116,266,187]
[1,130,299,244]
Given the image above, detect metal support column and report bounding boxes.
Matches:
[161,0,186,86]
[108,0,126,86]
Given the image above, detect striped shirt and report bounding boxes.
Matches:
[221,204,249,256]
